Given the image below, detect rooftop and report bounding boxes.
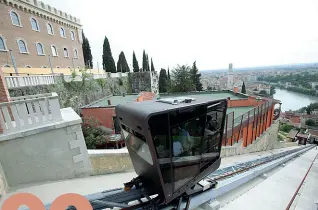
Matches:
[85,91,246,108]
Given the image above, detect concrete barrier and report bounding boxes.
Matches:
[0,108,91,190]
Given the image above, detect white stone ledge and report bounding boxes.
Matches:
[88,148,129,157]
[0,108,81,142]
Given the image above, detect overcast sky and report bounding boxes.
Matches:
[43,0,318,71]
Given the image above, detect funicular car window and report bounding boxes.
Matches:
[170,114,206,191]
[122,126,153,165]
[201,102,226,170]
[149,113,173,192]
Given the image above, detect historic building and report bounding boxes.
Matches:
[0,0,84,69]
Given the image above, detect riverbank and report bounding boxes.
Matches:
[273,89,318,112]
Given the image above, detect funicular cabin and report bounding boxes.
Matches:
[115,97,227,204]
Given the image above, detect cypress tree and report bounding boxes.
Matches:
[190,61,203,91]
[132,51,139,72]
[102,36,116,73]
[117,51,130,73]
[241,82,246,94]
[168,67,170,80]
[146,54,150,71]
[82,31,93,68]
[151,58,155,71]
[159,68,168,92]
[142,50,147,72]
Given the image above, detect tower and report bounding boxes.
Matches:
[227,63,234,90]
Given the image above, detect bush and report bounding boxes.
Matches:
[82,117,107,149]
[306,119,315,126]
[279,124,294,133]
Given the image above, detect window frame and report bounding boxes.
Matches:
[56,66,61,68]
[35,42,45,55]
[41,66,48,68]
[63,47,69,58]
[47,22,54,35]
[2,64,10,68]
[51,45,58,57]
[17,39,29,54]
[73,48,78,59]
[25,65,32,68]
[70,30,75,41]
[59,27,66,38]
[10,10,22,27]
[30,17,40,32]
[0,36,8,52]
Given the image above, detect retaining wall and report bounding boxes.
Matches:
[0,108,91,190]
[89,122,297,175]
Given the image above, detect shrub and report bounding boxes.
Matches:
[279,124,293,133]
[82,117,107,149]
[305,119,315,126]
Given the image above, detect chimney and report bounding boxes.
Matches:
[107,99,111,105]
[233,86,239,94]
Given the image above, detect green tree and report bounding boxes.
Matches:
[241,82,246,94]
[82,31,93,68]
[170,65,195,92]
[151,58,155,71]
[146,54,150,71]
[279,124,293,133]
[102,36,116,73]
[270,85,276,95]
[168,68,170,80]
[142,50,147,72]
[116,51,130,73]
[259,90,268,95]
[190,61,203,91]
[306,119,315,126]
[315,85,318,90]
[159,68,168,93]
[132,51,139,72]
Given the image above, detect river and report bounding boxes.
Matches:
[273,89,318,112]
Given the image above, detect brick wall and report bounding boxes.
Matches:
[81,107,116,131]
[0,3,84,68]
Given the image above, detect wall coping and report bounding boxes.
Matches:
[0,108,81,142]
[88,148,129,157]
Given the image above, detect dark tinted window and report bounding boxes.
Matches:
[122,126,153,165]
[171,115,205,191]
[169,105,206,127]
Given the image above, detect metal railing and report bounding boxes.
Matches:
[0,93,62,134]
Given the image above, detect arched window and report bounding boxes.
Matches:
[70,31,75,40]
[51,45,58,56]
[10,11,21,26]
[17,40,28,53]
[56,66,60,69]
[60,27,65,37]
[30,18,39,31]
[3,64,10,68]
[47,23,54,35]
[41,66,47,68]
[25,65,32,68]
[0,37,7,51]
[36,43,45,55]
[63,48,68,57]
[73,49,78,58]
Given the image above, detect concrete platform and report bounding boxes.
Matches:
[220,147,318,210]
[0,145,302,208]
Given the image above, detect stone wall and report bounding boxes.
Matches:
[0,108,91,189]
[131,72,151,93]
[0,161,7,202]
[8,76,128,113]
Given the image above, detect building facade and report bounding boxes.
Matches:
[0,0,84,69]
[227,63,233,90]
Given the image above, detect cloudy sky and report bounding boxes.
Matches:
[43,0,318,70]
